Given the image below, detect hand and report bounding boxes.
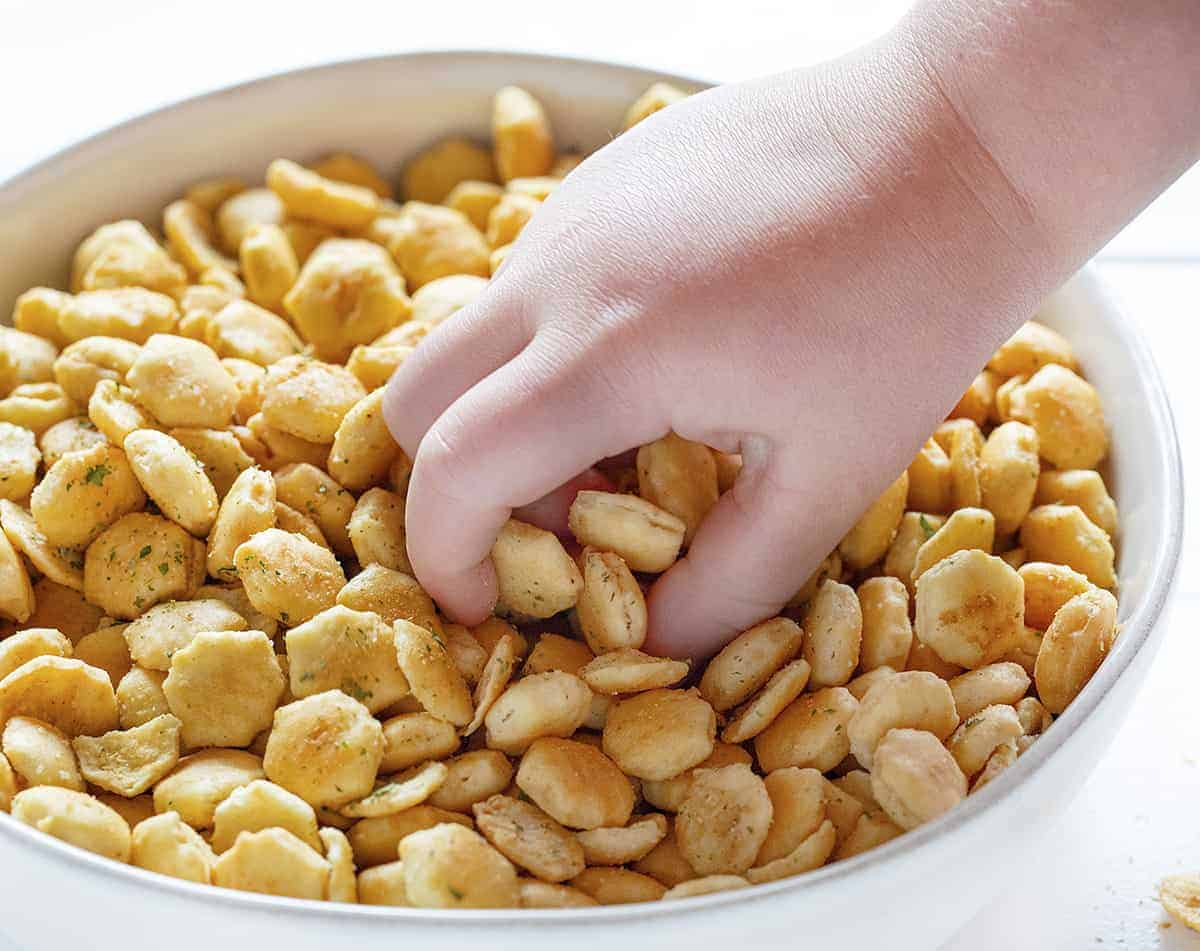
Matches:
[383,37,1039,661]
[385,0,1199,660]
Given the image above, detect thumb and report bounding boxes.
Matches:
[643,449,832,662]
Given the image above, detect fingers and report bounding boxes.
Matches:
[383,284,531,460]
[405,341,662,625]
[643,450,830,662]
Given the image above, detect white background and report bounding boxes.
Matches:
[1,1,1198,947]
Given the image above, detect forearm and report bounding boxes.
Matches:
[900,0,1200,273]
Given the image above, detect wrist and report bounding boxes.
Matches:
[799,26,1056,347]
[893,0,1200,273]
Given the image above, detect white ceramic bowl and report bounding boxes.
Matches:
[0,52,1183,951]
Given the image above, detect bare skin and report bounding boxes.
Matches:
[385,0,1200,661]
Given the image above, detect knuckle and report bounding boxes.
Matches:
[415,424,474,500]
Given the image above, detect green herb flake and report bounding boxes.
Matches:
[919,515,937,540]
[56,546,84,569]
[84,464,112,486]
[138,545,152,559]
[341,680,373,703]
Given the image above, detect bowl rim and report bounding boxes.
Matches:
[0,49,1185,926]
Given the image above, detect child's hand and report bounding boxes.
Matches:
[385,0,1199,660]
[384,52,1031,660]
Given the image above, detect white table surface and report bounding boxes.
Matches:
[2,2,1198,947]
